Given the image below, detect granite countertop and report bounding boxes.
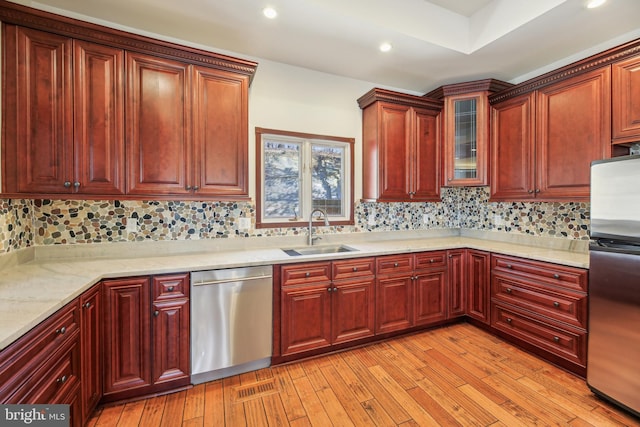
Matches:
[0,229,589,351]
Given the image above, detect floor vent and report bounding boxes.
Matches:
[233,378,278,402]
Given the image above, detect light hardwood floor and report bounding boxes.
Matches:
[88,323,640,426]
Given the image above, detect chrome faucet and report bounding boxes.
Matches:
[308,208,329,245]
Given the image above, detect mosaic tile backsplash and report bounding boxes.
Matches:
[0,187,590,253]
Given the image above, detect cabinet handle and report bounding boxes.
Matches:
[57,375,67,384]
[528,189,534,194]
[553,336,560,343]
[168,286,175,292]
[394,262,399,267]
[305,272,311,277]
[73,182,80,189]
[193,185,200,191]
[506,318,512,324]
[430,259,435,263]
[535,189,540,193]
[154,310,160,317]
[63,181,71,188]
[553,274,560,279]
[352,267,358,272]
[83,302,91,309]
[506,288,512,294]
[327,287,332,292]
[186,185,192,190]
[506,264,513,269]
[553,301,560,308]
[56,326,66,335]
[333,287,338,292]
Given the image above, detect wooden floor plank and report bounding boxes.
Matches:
[91,324,640,427]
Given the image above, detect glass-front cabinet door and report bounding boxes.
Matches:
[444,92,488,186]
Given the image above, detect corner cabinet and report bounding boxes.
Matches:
[0,2,257,200]
[358,88,443,202]
[490,67,611,201]
[426,79,513,187]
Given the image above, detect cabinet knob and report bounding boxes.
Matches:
[506,318,512,324]
[553,274,560,279]
[535,189,540,193]
[154,310,160,317]
[528,189,534,194]
[333,287,338,292]
[430,259,435,263]
[63,181,71,188]
[83,302,91,309]
[56,326,66,335]
[506,288,512,294]
[553,301,560,308]
[305,272,311,277]
[57,375,67,384]
[193,185,200,191]
[168,286,175,292]
[352,267,358,272]
[327,287,333,292]
[186,185,192,190]
[506,264,513,269]
[553,336,560,343]
[73,182,80,188]
[394,262,399,267]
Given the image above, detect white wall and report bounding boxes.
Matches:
[247,60,384,202]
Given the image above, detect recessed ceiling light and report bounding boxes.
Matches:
[379,42,392,53]
[263,7,277,19]
[586,0,607,8]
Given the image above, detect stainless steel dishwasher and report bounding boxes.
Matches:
[190,265,273,384]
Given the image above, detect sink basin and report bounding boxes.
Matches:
[282,245,358,256]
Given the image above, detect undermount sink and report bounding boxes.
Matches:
[282,245,358,256]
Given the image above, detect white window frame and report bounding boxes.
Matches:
[255,127,354,228]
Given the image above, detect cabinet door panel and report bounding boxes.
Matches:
[376,275,413,333]
[467,250,490,323]
[447,250,465,318]
[152,298,190,384]
[536,67,611,199]
[74,40,125,194]
[79,285,101,421]
[490,93,536,200]
[332,279,375,344]
[379,103,412,201]
[612,55,640,143]
[193,66,249,197]
[102,277,152,396]
[281,285,332,355]
[414,270,447,326]
[126,52,190,195]
[3,26,73,194]
[413,108,440,200]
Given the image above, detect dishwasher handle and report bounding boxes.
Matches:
[192,275,272,286]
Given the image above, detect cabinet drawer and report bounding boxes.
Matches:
[6,335,80,404]
[153,273,189,300]
[281,262,331,286]
[0,300,79,402]
[376,254,413,275]
[492,304,586,367]
[492,275,587,328]
[415,251,447,270]
[492,254,587,292]
[333,258,375,280]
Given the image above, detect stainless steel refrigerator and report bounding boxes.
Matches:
[588,154,640,417]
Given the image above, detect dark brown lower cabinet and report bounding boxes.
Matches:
[101,273,190,404]
[80,284,102,421]
[466,250,491,323]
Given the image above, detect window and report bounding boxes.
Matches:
[256,128,354,228]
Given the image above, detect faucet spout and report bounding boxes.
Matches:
[308,208,329,246]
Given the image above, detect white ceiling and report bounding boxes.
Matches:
[16,0,640,93]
